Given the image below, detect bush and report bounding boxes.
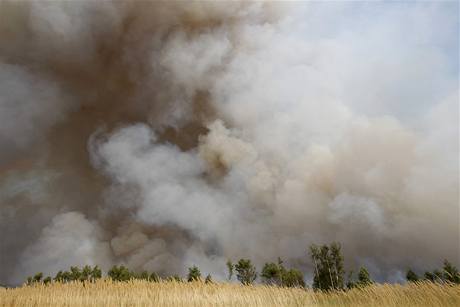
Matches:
[187,266,201,282]
[167,275,183,282]
[261,259,304,288]
[27,265,160,285]
[150,272,160,282]
[90,266,102,281]
[43,277,52,285]
[108,265,132,282]
[26,272,43,285]
[406,269,419,283]
[357,267,373,287]
[235,259,257,285]
[423,260,460,284]
[136,271,149,280]
[261,262,282,286]
[346,267,373,289]
[442,260,460,284]
[282,269,305,288]
[69,266,82,281]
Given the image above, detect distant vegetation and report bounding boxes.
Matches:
[23,242,460,291]
[260,258,304,288]
[406,260,460,284]
[10,243,460,307]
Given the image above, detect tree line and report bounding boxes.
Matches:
[25,242,460,291]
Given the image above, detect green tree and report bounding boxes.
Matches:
[81,265,92,281]
[421,261,460,284]
[424,269,444,283]
[69,266,82,281]
[261,262,282,285]
[309,243,345,291]
[356,267,373,287]
[54,271,63,282]
[235,259,257,285]
[32,272,43,283]
[330,243,345,288]
[108,265,132,282]
[43,276,52,285]
[90,266,102,281]
[42,265,101,284]
[433,269,444,282]
[282,269,305,288]
[26,272,44,285]
[61,271,72,282]
[424,271,435,282]
[261,258,305,288]
[205,274,213,284]
[406,269,419,283]
[187,266,201,282]
[226,260,234,281]
[442,260,460,284]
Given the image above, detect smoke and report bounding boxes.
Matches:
[0,1,458,285]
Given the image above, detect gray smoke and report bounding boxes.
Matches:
[0,1,458,285]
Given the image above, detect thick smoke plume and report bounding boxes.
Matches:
[0,1,458,285]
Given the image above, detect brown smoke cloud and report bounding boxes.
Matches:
[0,1,458,285]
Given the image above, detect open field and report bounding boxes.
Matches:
[1,280,459,307]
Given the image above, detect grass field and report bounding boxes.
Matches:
[1,280,459,306]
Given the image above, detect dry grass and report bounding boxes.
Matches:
[1,279,459,307]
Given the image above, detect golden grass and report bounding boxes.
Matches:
[1,279,459,307]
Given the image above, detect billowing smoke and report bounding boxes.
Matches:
[0,1,458,285]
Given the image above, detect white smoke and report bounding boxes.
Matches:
[0,1,457,285]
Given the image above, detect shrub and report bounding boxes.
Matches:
[406,269,419,283]
[108,265,132,282]
[235,259,257,285]
[187,266,201,282]
[261,262,282,286]
[43,277,52,285]
[149,272,160,282]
